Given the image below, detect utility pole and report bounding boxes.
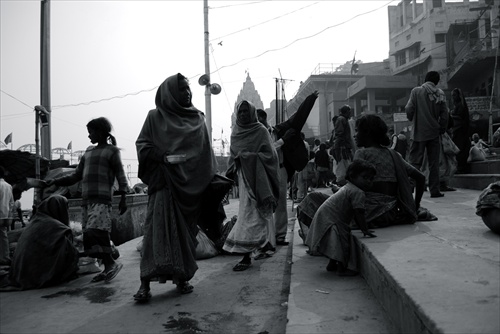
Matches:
[274,74,294,125]
[40,0,51,159]
[203,0,212,142]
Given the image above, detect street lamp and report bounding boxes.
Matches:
[34,105,49,205]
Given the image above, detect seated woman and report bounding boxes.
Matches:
[353,114,428,226]
[7,195,79,290]
[305,160,377,276]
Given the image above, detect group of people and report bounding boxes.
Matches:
[300,71,476,276]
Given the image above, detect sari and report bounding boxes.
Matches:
[8,195,79,290]
[223,101,280,254]
[136,73,216,284]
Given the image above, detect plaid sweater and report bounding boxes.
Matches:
[55,145,128,205]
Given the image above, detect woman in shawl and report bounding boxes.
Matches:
[451,88,470,173]
[7,195,79,290]
[223,100,280,271]
[353,115,427,226]
[134,73,217,301]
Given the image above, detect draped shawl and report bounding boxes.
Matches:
[9,195,79,290]
[228,101,279,211]
[136,74,216,211]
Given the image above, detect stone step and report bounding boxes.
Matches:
[449,174,500,190]
[353,189,499,334]
[469,159,500,174]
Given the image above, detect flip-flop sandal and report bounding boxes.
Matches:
[254,253,271,260]
[104,263,123,283]
[177,282,194,294]
[133,288,152,302]
[233,262,252,271]
[91,272,106,283]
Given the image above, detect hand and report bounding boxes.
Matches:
[312,90,319,98]
[362,230,377,238]
[282,128,296,142]
[119,197,127,215]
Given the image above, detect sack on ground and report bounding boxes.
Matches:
[196,228,219,260]
[77,257,101,274]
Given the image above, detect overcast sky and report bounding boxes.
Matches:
[1,0,396,200]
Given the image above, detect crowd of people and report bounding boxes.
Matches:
[0,70,498,300]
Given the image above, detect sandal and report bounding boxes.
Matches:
[91,272,106,283]
[104,263,123,283]
[177,282,194,294]
[233,262,252,271]
[254,253,271,260]
[133,288,152,302]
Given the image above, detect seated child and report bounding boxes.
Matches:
[304,159,377,276]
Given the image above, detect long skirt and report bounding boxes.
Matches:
[140,187,198,284]
[223,172,275,254]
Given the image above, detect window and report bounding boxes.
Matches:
[406,34,411,40]
[396,51,406,67]
[435,33,446,43]
[433,0,442,8]
[418,27,423,34]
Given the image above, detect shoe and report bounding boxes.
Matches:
[430,192,445,198]
[91,272,106,283]
[104,263,123,283]
[176,282,194,294]
[276,240,289,246]
[233,262,252,271]
[133,288,152,302]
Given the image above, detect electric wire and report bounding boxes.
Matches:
[210,2,319,42]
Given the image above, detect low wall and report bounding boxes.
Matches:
[68,194,148,246]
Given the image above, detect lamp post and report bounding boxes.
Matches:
[34,105,49,206]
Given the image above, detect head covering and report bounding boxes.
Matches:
[37,195,69,226]
[229,100,279,211]
[136,73,216,206]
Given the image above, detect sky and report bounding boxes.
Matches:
[1,0,396,205]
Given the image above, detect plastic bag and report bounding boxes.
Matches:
[441,133,459,155]
[196,229,218,260]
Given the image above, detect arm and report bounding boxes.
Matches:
[438,102,449,134]
[405,89,416,121]
[391,135,398,149]
[406,165,425,210]
[111,149,128,215]
[353,209,376,238]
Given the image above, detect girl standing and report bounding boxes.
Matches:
[45,117,128,283]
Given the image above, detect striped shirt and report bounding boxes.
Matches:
[56,145,128,205]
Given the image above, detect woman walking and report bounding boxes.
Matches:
[134,73,217,301]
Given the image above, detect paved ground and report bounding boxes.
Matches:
[1,186,498,334]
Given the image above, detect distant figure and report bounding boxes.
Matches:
[134,73,217,301]
[314,143,330,188]
[223,100,279,271]
[305,159,377,276]
[44,117,128,284]
[7,195,79,290]
[332,105,354,186]
[493,127,500,148]
[391,131,408,160]
[450,88,470,173]
[10,187,25,230]
[405,71,449,198]
[0,166,14,266]
[296,132,310,200]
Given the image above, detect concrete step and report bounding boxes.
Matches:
[469,159,500,174]
[353,189,499,334]
[449,174,500,190]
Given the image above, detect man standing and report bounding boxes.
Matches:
[405,71,449,198]
[0,166,14,266]
[332,105,353,186]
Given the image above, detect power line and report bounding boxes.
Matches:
[209,1,269,10]
[0,90,34,110]
[210,2,319,42]
[211,0,396,75]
